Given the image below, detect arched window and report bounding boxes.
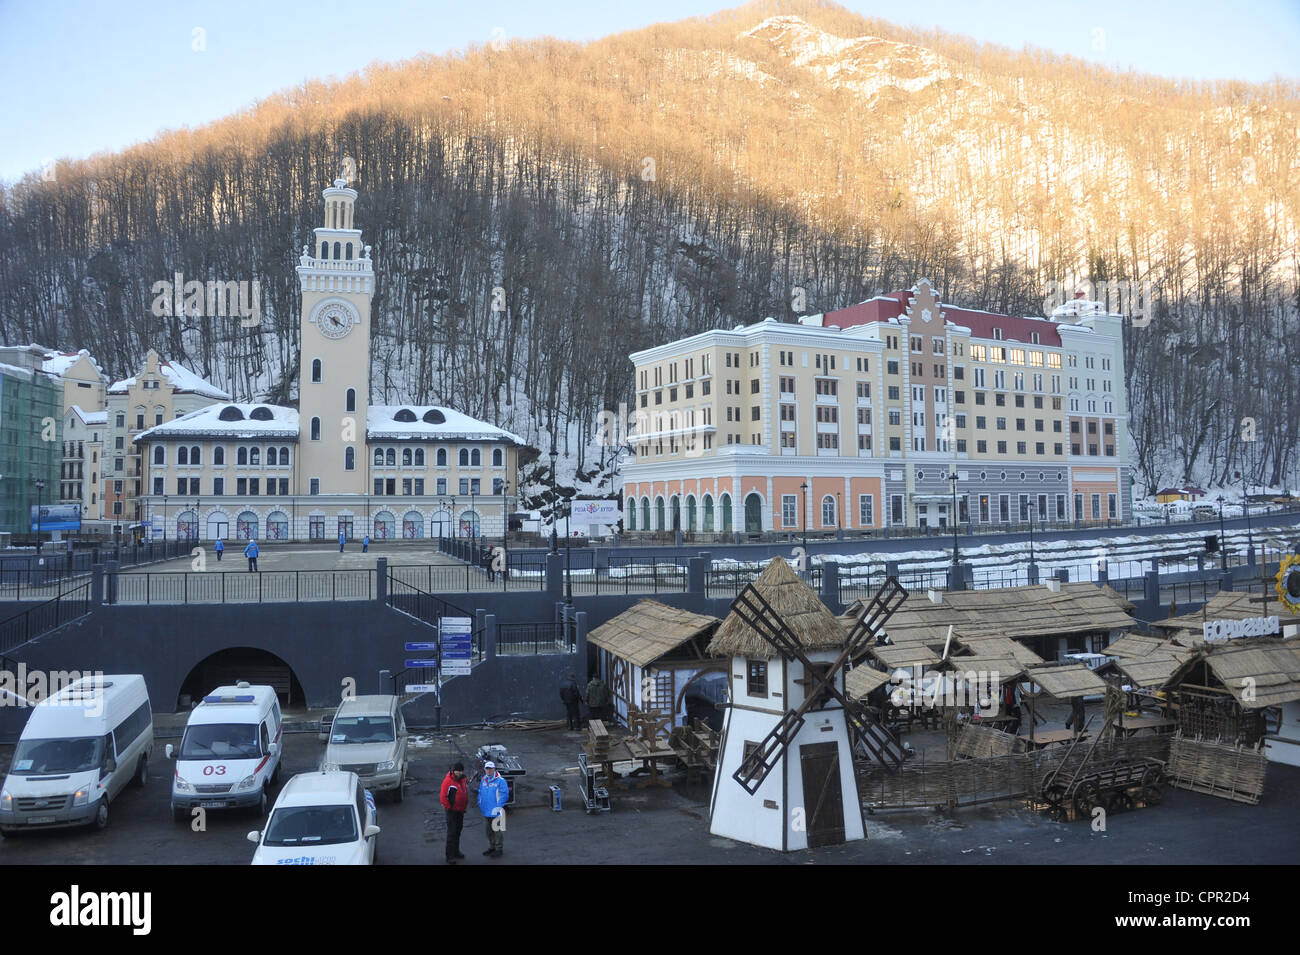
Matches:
[414,448,425,466]
[402,448,412,467]
[822,495,837,528]
[374,511,395,539]
[250,447,260,466]
[312,359,322,383]
[471,448,481,467]
[345,243,353,260]
[280,447,289,465]
[266,511,289,541]
[641,497,650,531]
[385,448,395,467]
[436,448,447,467]
[402,511,423,539]
[654,497,665,532]
[213,446,225,466]
[686,495,697,532]
[703,494,714,532]
[153,446,165,465]
[373,448,384,466]
[493,448,503,467]
[236,511,258,541]
[319,241,328,259]
[458,449,469,467]
[177,446,188,465]
[345,447,355,471]
[346,388,355,412]
[237,447,248,466]
[190,446,201,466]
[720,494,733,533]
[627,497,637,530]
[333,241,341,259]
[310,418,321,441]
[266,446,277,466]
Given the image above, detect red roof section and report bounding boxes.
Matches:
[822,290,1063,347]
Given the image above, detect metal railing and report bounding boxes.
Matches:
[385,574,475,632]
[113,569,375,604]
[497,622,571,656]
[0,582,92,654]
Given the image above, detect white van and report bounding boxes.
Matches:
[0,674,153,835]
[167,682,282,821]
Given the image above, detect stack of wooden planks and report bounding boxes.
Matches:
[586,719,613,762]
[670,719,720,782]
[1165,733,1268,805]
[953,722,1019,759]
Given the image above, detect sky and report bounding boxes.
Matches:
[1,0,1298,183]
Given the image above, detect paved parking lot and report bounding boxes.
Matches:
[2,721,1298,865]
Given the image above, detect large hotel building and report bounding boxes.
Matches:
[622,279,1128,535]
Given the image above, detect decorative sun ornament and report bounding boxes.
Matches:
[1275,554,1300,613]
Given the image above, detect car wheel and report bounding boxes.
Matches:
[92,799,109,831]
[253,788,268,818]
[134,756,148,788]
[393,775,405,803]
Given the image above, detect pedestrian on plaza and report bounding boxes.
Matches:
[585,673,610,724]
[560,673,583,730]
[362,534,370,554]
[439,762,469,864]
[483,543,496,581]
[243,537,259,572]
[339,531,346,554]
[476,761,510,858]
[214,538,224,562]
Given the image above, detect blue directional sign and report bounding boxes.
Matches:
[440,616,474,676]
[405,642,438,652]
[405,660,439,670]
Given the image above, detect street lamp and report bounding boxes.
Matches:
[162,493,168,543]
[1216,495,1227,570]
[194,499,201,542]
[501,480,510,582]
[1027,501,1036,566]
[450,496,456,540]
[549,448,559,553]
[799,481,808,556]
[33,478,46,554]
[564,491,573,606]
[949,470,960,577]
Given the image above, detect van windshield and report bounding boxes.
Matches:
[330,716,394,744]
[263,805,357,847]
[179,723,261,760]
[10,737,104,775]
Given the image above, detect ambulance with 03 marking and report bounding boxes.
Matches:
[166,682,283,821]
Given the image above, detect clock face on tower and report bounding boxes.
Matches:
[312,300,358,340]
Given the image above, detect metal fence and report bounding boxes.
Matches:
[0,539,200,600]
[113,570,375,604]
[498,622,571,655]
[0,582,92,654]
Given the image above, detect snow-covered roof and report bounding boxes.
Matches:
[0,361,35,381]
[367,406,525,444]
[42,348,107,381]
[109,360,230,400]
[136,403,298,441]
[68,405,108,426]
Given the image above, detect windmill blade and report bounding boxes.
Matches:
[732,709,808,793]
[844,576,908,656]
[729,583,805,660]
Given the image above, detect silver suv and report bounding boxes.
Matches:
[320,696,408,802]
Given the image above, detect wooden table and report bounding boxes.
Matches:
[1019,729,1089,750]
[1114,716,1175,737]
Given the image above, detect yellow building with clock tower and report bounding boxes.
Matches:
[132,178,526,544]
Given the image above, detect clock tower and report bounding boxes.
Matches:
[295,177,373,495]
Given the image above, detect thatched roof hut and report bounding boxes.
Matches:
[844,666,892,701]
[587,599,720,668]
[1168,638,1300,710]
[708,557,847,659]
[1023,663,1108,699]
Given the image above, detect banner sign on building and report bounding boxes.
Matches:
[571,500,620,524]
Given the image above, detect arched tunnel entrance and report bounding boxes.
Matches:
[177,647,305,711]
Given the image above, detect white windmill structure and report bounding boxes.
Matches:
[707,557,906,851]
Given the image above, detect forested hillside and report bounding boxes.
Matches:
[2,0,1297,498]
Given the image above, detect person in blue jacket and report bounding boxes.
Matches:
[362,534,370,554]
[243,537,259,572]
[339,531,346,554]
[214,538,224,562]
[476,761,510,858]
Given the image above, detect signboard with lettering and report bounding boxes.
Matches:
[1202,616,1280,643]
[440,616,474,676]
[571,500,620,524]
[31,504,81,533]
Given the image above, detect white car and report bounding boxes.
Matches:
[248,771,379,866]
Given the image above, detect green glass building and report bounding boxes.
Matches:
[0,352,62,536]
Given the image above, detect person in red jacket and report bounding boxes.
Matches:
[439,762,469,864]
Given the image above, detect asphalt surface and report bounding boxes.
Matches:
[2,722,1298,865]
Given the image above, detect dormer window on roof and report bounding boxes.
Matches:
[249,407,274,421]
[218,406,245,421]
[422,409,446,424]
[393,408,418,423]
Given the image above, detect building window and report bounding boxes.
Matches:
[782,495,797,527]
[747,660,768,698]
[212,477,224,495]
[153,477,164,495]
[311,418,321,441]
[345,447,355,470]
[312,359,322,382]
[346,388,355,412]
[310,478,320,495]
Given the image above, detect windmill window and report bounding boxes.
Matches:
[804,663,833,710]
[747,660,768,698]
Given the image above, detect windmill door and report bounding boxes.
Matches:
[799,741,846,848]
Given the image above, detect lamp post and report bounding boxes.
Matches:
[450,496,457,547]
[799,481,808,557]
[1216,495,1227,570]
[193,499,200,542]
[470,486,477,542]
[549,448,558,553]
[33,478,46,554]
[162,493,168,543]
[948,470,960,585]
[502,479,510,581]
[564,491,573,606]
[1027,501,1036,566]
